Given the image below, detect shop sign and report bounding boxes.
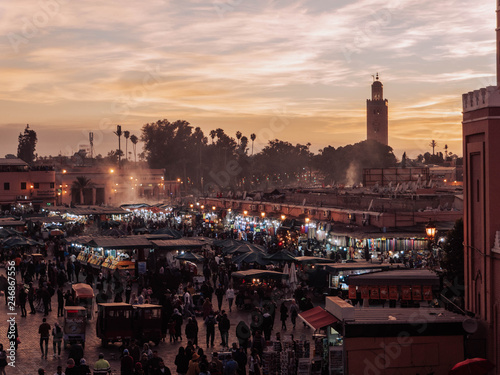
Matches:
[348,285,357,299]
[379,285,388,300]
[423,285,433,301]
[360,286,369,299]
[401,286,411,300]
[412,285,422,301]
[389,286,398,300]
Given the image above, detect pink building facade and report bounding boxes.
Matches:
[55,166,177,206]
[0,158,56,210]
[462,0,500,364]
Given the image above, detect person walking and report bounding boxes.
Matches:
[76,358,92,375]
[0,343,7,375]
[93,353,112,375]
[41,285,51,317]
[57,287,65,317]
[152,359,171,375]
[52,322,63,358]
[66,260,74,284]
[120,349,134,375]
[218,312,230,348]
[172,309,183,342]
[248,348,262,375]
[235,321,251,352]
[289,300,299,329]
[223,354,238,375]
[68,343,84,367]
[262,311,273,341]
[183,288,193,317]
[225,287,235,313]
[280,302,288,330]
[174,347,189,375]
[74,260,81,283]
[186,352,200,375]
[39,318,51,359]
[215,285,225,312]
[18,285,27,317]
[28,282,36,314]
[65,358,78,375]
[185,318,198,347]
[202,298,213,319]
[205,312,217,348]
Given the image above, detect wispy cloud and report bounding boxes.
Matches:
[0,0,494,157]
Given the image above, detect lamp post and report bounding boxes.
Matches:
[425,219,437,253]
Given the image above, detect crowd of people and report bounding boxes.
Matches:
[0,208,325,375]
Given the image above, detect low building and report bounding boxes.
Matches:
[0,158,56,210]
[324,296,467,375]
[363,167,430,187]
[55,166,178,206]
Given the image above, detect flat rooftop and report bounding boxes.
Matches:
[347,269,440,286]
[346,307,466,325]
[0,158,28,166]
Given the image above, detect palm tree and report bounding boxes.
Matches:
[124,130,130,161]
[114,125,123,168]
[429,140,437,155]
[240,136,248,154]
[210,130,216,144]
[250,133,256,155]
[130,134,138,163]
[71,176,94,205]
[236,131,242,146]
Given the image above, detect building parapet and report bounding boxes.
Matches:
[463,86,500,112]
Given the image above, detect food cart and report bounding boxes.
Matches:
[72,283,95,320]
[63,306,87,348]
[96,303,134,347]
[132,304,164,345]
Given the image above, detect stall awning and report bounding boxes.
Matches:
[231,269,288,280]
[347,269,440,286]
[152,238,212,250]
[88,236,153,249]
[299,306,338,330]
[56,206,130,216]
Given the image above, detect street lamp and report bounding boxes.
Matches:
[425,219,437,253]
[425,220,436,241]
[261,212,266,218]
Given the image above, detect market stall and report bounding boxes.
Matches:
[320,261,392,294]
[76,236,152,275]
[346,269,441,307]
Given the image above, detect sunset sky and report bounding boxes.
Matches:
[0,0,496,159]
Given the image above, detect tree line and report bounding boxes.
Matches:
[140,119,398,194]
[18,121,460,194]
